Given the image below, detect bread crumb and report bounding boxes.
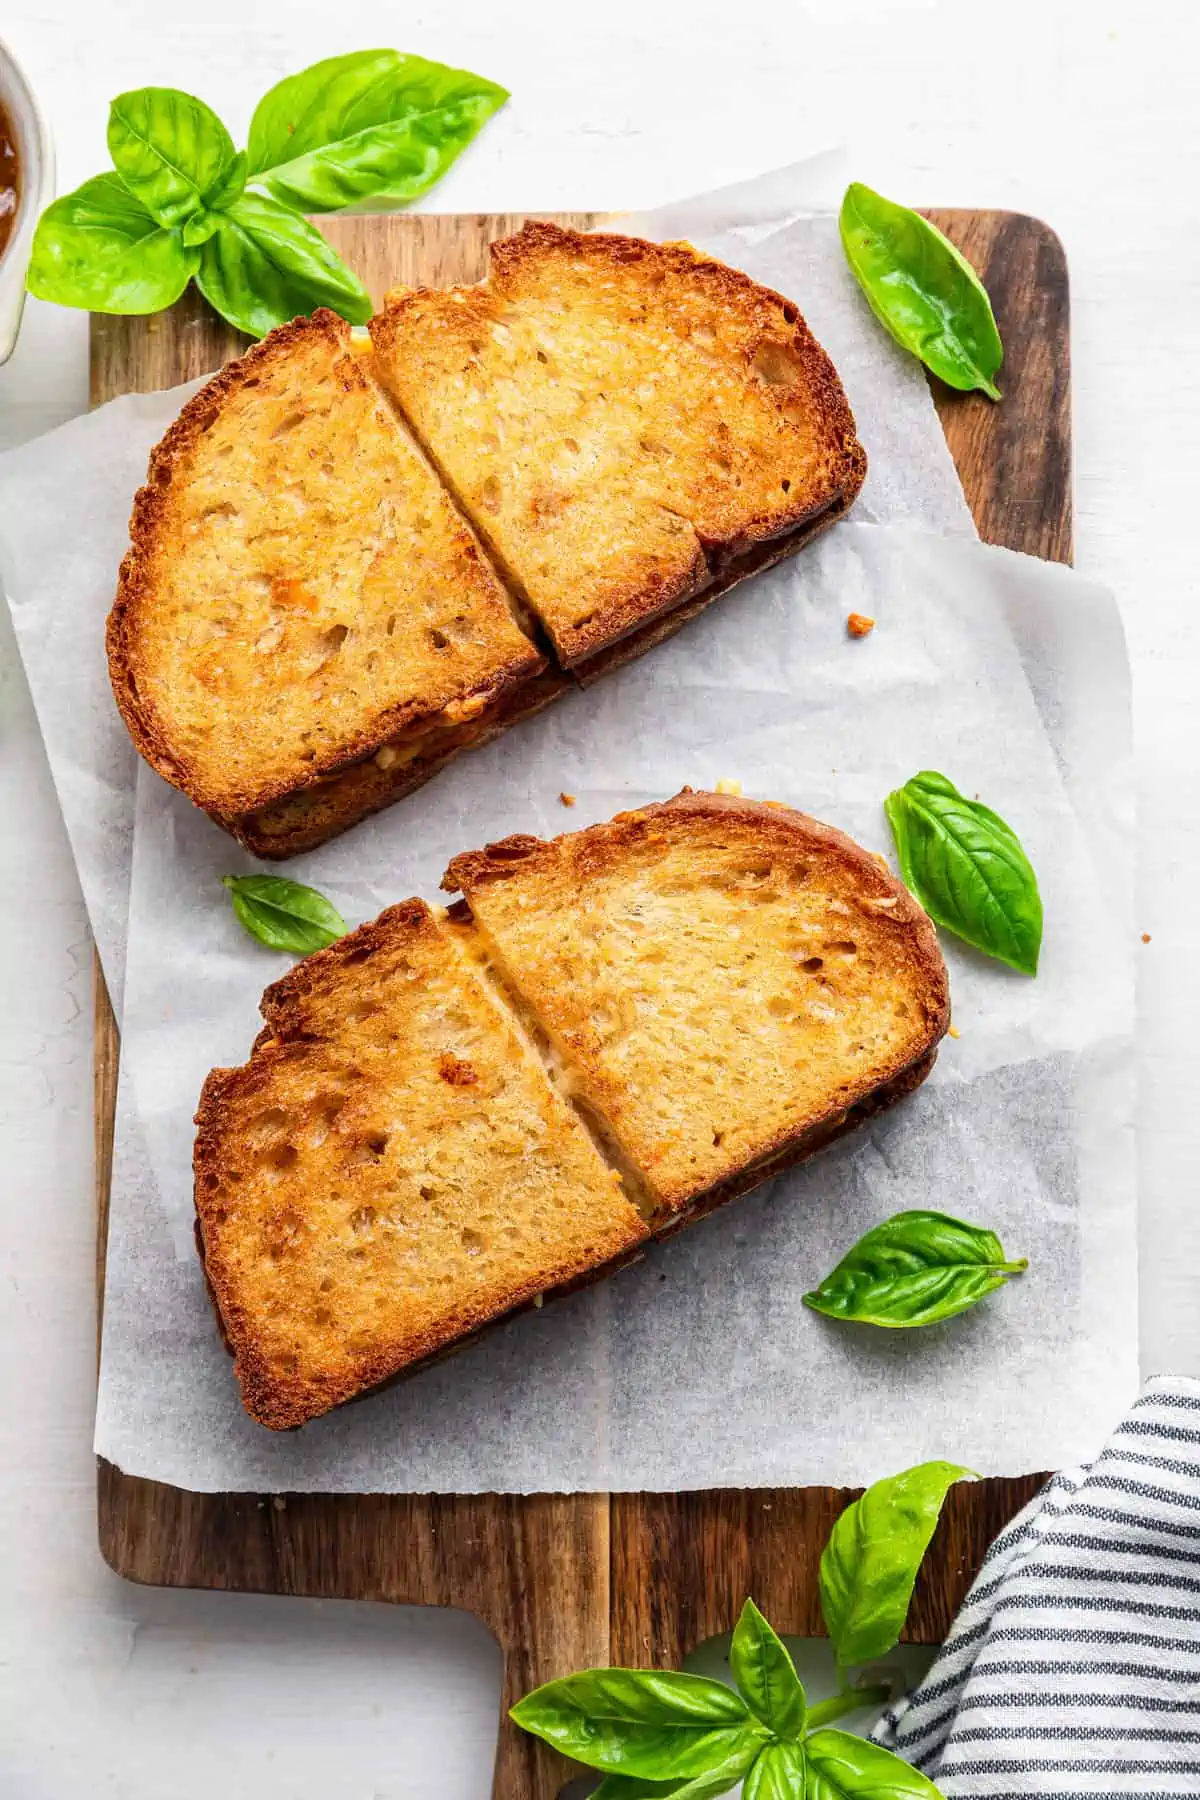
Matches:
[1141,932,1151,944]
[438,1052,478,1086]
[715,778,743,795]
[559,791,576,807]
[847,612,875,638]
[272,1495,287,1511]
[947,1024,961,1039]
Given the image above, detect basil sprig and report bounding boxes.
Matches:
[28,51,507,338]
[805,1210,1027,1329]
[885,770,1043,976]
[819,1461,972,1673]
[514,1536,953,1799]
[840,182,1003,400]
[222,874,347,955]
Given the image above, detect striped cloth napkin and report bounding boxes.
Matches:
[873,1378,1200,1796]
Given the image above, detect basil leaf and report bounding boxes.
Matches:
[508,1669,765,1778]
[26,173,199,314]
[804,1209,1027,1329]
[744,1741,807,1800]
[195,193,372,338]
[885,770,1042,976]
[840,182,1002,400]
[819,1461,972,1670]
[181,152,250,247]
[730,1599,806,1739]
[222,874,347,955]
[804,1730,943,1799]
[108,87,239,230]
[593,1749,762,1800]
[247,50,509,213]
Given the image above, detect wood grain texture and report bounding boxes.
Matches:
[91,208,1070,1799]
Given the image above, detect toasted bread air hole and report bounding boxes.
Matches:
[752,342,803,388]
[318,624,350,659]
[261,1141,298,1174]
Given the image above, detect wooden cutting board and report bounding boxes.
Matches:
[91,209,1070,1800]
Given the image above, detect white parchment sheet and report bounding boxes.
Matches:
[0,159,1136,1492]
[96,524,1135,1492]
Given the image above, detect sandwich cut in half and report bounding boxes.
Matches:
[110,228,866,856]
[195,793,948,1428]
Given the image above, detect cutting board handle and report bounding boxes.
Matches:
[493,1653,572,1798]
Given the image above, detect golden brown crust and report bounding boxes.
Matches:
[107,311,544,818]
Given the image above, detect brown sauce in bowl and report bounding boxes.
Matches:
[0,98,20,260]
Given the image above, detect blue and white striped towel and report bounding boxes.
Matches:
[873,1378,1200,1797]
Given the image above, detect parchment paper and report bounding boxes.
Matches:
[0,162,1136,1493]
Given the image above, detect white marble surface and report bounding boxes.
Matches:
[3,0,1199,1792]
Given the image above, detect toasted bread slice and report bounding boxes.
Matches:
[107,310,544,818]
[369,223,866,667]
[194,899,647,1429]
[444,791,949,1215]
[196,795,947,1426]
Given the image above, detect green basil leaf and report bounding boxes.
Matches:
[246,49,508,213]
[730,1600,807,1739]
[744,1741,807,1800]
[885,770,1043,976]
[222,874,347,955]
[840,182,1002,400]
[108,87,239,230]
[26,173,199,314]
[593,1748,762,1800]
[804,1209,1027,1329]
[509,1669,764,1778]
[819,1461,973,1670]
[195,193,372,338]
[804,1729,943,1799]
